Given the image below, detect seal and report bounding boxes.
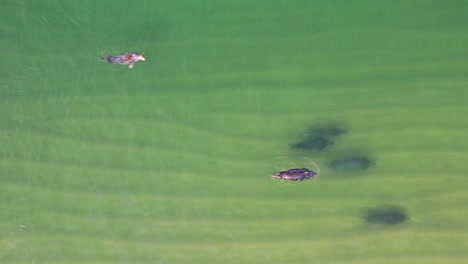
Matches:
[271,158,320,181]
[272,168,317,181]
[100,52,146,69]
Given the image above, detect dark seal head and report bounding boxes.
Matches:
[272,168,317,181]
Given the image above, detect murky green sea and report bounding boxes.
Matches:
[1,1,467,263]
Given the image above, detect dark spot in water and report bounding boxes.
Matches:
[272,168,318,181]
[291,136,334,151]
[364,205,408,225]
[291,125,346,151]
[330,156,373,171]
[306,126,347,137]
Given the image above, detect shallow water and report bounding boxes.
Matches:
[1,1,468,263]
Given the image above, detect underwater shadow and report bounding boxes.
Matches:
[363,205,408,225]
[329,156,374,172]
[290,123,347,152]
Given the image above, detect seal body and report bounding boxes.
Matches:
[272,168,317,181]
[100,52,146,69]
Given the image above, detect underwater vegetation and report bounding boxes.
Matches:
[363,205,408,225]
[330,156,373,171]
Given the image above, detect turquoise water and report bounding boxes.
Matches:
[1,1,468,263]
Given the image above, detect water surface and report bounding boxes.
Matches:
[1,1,467,263]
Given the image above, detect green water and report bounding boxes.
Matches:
[1,1,467,263]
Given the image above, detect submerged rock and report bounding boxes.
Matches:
[291,136,334,151]
[330,156,372,171]
[364,205,407,225]
[272,168,318,181]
